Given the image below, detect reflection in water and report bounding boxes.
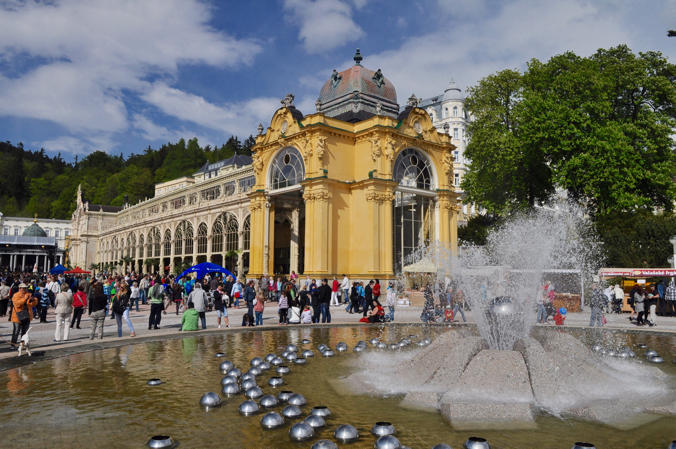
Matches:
[0,327,673,449]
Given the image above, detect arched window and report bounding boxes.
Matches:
[197,223,208,254]
[184,222,194,255]
[163,229,171,256]
[152,228,161,257]
[174,224,183,255]
[146,232,153,258]
[242,216,251,251]
[130,234,136,259]
[212,216,224,253]
[394,148,434,190]
[453,106,458,117]
[225,215,238,252]
[269,147,305,190]
[138,234,145,258]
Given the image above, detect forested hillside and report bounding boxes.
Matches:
[0,135,255,220]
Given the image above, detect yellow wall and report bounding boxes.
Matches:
[248,105,459,279]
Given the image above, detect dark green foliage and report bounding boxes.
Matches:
[595,211,676,267]
[458,214,502,246]
[0,135,251,219]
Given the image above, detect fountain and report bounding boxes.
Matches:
[343,203,676,430]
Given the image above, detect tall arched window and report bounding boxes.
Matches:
[453,106,458,117]
[184,222,194,254]
[393,148,434,190]
[130,234,136,259]
[197,223,208,254]
[152,228,161,257]
[174,224,183,255]
[212,216,224,253]
[163,229,171,256]
[225,215,238,252]
[138,234,145,258]
[242,216,251,251]
[269,147,305,190]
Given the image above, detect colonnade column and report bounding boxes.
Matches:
[43,254,48,273]
[289,207,299,275]
[169,237,176,275]
[247,192,267,278]
[21,254,25,272]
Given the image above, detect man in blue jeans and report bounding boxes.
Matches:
[319,278,332,323]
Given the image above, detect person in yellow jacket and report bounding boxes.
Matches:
[10,283,37,348]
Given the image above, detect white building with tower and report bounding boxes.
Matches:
[0,213,70,271]
[419,80,476,222]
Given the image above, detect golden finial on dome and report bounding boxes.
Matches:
[33,213,38,223]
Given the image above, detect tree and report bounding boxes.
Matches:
[463,46,676,216]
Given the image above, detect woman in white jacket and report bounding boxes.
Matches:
[385,283,396,322]
[54,283,73,342]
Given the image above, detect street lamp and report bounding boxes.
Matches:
[670,235,676,268]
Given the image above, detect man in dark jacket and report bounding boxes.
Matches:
[243,280,256,326]
[88,279,108,339]
[363,280,374,317]
[319,279,332,323]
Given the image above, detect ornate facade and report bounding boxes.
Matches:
[70,51,460,279]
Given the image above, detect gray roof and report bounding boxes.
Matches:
[89,204,123,213]
[197,154,253,174]
[0,235,57,246]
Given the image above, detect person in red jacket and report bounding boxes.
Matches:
[331,277,340,306]
[373,279,381,305]
[70,285,87,329]
[554,307,567,326]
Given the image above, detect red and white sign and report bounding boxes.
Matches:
[599,268,676,278]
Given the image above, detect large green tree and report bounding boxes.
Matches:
[463,45,676,216]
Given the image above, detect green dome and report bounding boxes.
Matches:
[22,222,47,237]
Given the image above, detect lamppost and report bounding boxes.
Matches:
[670,235,676,268]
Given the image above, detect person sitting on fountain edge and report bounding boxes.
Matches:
[180,301,199,331]
[554,307,567,326]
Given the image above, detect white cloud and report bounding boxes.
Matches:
[141,82,279,137]
[363,0,651,102]
[283,0,365,53]
[0,0,262,152]
[39,134,117,155]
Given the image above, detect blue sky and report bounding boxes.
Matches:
[0,0,674,159]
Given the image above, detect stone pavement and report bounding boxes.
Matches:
[1,303,675,366]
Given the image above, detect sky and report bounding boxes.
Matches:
[0,0,674,159]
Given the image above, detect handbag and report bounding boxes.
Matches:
[16,307,29,321]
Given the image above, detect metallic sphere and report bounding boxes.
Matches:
[277,365,291,375]
[265,353,276,363]
[215,352,225,358]
[241,379,257,391]
[649,355,664,364]
[389,344,399,350]
[464,437,490,449]
[277,390,294,402]
[250,357,263,367]
[289,422,315,442]
[431,445,453,449]
[245,386,264,400]
[318,344,329,352]
[322,349,335,357]
[226,368,242,378]
[334,424,359,443]
[304,414,327,428]
[221,383,240,396]
[294,357,307,365]
[312,440,339,449]
[571,444,596,449]
[302,349,315,358]
[219,360,234,373]
[285,352,298,361]
[249,366,262,376]
[271,357,284,366]
[238,399,260,416]
[311,406,331,417]
[199,392,222,408]
[258,361,271,370]
[281,404,303,419]
[260,411,285,429]
[146,378,163,386]
[336,342,348,352]
[241,372,255,382]
[286,344,298,353]
[374,435,401,449]
[645,350,658,358]
[259,394,279,408]
[288,393,307,406]
[147,435,175,449]
[354,345,365,352]
[377,342,387,350]
[369,338,379,345]
[221,375,238,386]
[302,338,311,344]
[371,421,395,436]
[268,376,284,387]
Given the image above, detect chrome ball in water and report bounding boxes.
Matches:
[431,445,452,449]
[241,379,257,391]
[389,343,399,351]
[334,424,359,443]
[238,399,260,416]
[354,345,365,352]
[571,444,596,449]
[277,365,291,375]
[371,421,395,436]
[369,338,379,345]
[377,342,387,350]
[311,405,331,417]
[289,422,315,442]
[268,376,284,387]
[286,344,298,353]
[258,361,271,370]
[260,411,285,429]
[336,342,348,352]
[322,349,335,357]
[147,435,175,449]
[226,368,242,378]
[249,366,262,376]
[302,349,315,358]
[219,360,234,373]
[221,383,240,396]
[221,375,237,386]
[241,372,255,382]
[646,349,658,358]
[146,378,162,386]
[288,393,307,406]
[464,437,490,449]
[318,344,329,352]
[285,352,298,361]
[302,338,311,344]
[374,435,401,449]
[305,414,326,428]
[245,386,264,400]
[265,353,276,362]
[312,440,338,449]
[250,357,263,367]
[271,356,284,366]
[649,355,664,364]
[637,343,647,349]
[215,352,225,358]
[277,390,294,402]
[199,392,221,408]
[281,404,303,419]
[294,357,307,365]
[259,394,279,408]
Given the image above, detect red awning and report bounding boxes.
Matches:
[64,267,91,274]
[599,268,676,278]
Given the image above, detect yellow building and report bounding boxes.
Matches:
[248,50,460,279]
